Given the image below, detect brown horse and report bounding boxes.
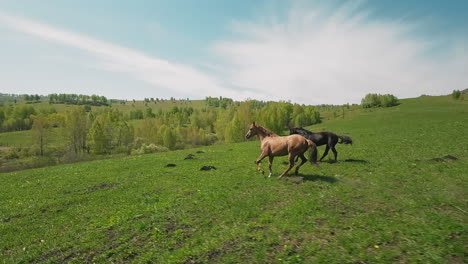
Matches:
[245,122,318,178]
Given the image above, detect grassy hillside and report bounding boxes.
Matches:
[1,96,466,263]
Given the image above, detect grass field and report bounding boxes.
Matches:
[0,95,466,263]
[0,130,32,148]
[0,128,63,148]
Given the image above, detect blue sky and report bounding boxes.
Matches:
[0,0,467,104]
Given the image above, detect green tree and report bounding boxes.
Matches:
[88,109,134,154]
[225,113,245,143]
[293,112,308,127]
[31,115,50,156]
[88,116,109,154]
[362,93,398,108]
[145,107,155,118]
[0,109,5,127]
[160,124,177,149]
[452,90,461,100]
[64,107,88,154]
[214,107,235,141]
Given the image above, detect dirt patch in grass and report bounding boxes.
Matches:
[86,183,118,192]
[344,159,369,163]
[447,255,464,264]
[417,155,458,163]
[205,238,242,262]
[184,154,195,160]
[314,218,327,227]
[61,250,97,263]
[31,249,63,264]
[64,183,118,195]
[285,176,304,184]
[132,214,149,220]
[200,165,216,171]
[0,146,13,153]
[87,183,118,192]
[32,248,96,264]
[443,155,458,160]
[1,214,25,223]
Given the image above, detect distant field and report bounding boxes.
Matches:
[0,130,32,147]
[0,128,63,148]
[0,95,466,263]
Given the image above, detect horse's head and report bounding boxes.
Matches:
[245,122,259,139]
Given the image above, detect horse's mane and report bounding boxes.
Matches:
[257,125,279,137]
[291,127,313,136]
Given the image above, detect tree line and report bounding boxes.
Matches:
[5,98,321,161]
[48,93,110,106]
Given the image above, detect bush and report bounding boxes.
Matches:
[361,93,398,108]
[452,90,462,100]
[4,149,19,160]
[132,144,169,155]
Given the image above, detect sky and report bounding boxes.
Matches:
[0,0,467,104]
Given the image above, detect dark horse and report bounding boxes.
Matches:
[246,122,318,178]
[289,127,352,162]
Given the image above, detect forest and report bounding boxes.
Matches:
[0,94,331,171]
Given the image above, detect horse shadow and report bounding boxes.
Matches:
[286,174,338,183]
[323,159,369,164]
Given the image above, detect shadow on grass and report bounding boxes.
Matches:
[344,159,369,163]
[302,174,338,183]
[322,159,369,164]
[285,174,338,184]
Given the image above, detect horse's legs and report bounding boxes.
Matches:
[294,153,308,175]
[319,146,330,161]
[330,136,339,162]
[331,145,338,162]
[268,156,274,178]
[255,151,269,174]
[279,154,295,178]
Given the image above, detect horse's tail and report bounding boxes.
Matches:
[338,135,353,145]
[306,139,318,166]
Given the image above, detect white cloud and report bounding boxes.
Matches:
[214,2,468,104]
[1,3,467,105]
[0,12,261,100]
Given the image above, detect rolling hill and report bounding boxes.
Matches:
[0,95,466,263]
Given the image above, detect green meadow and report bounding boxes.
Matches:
[0,95,466,263]
[0,130,32,148]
